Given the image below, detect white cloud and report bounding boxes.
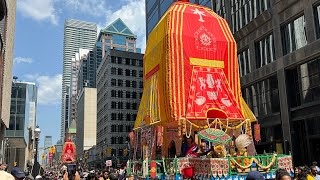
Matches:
[100,0,146,52]
[25,74,62,105]
[17,0,58,25]
[63,0,107,17]
[14,57,33,64]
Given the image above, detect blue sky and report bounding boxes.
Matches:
[13,0,146,148]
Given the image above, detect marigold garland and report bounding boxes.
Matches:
[230,154,277,171]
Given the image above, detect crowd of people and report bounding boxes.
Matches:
[0,161,128,180]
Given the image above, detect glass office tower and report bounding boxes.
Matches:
[146,0,213,37]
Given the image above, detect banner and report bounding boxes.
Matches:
[61,140,76,163]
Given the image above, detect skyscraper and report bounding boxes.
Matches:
[69,48,90,132]
[0,0,16,163]
[145,0,212,37]
[95,19,143,165]
[61,19,97,141]
[43,136,52,166]
[5,81,37,171]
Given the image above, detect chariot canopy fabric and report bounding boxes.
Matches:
[134,1,256,129]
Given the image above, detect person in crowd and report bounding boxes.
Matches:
[0,162,15,180]
[197,140,210,158]
[11,167,26,180]
[102,170,109,180]
[311,166,320,180]
[246,171,265,180]
[185,136,198,157]
[306,167,315,180]
[180,135,188,157]
[275,168,291,180]
[294,167,300,180]
[298,166,308,180]
[0,162,8,171]
[313,162,320,174]
[118,165,126,180]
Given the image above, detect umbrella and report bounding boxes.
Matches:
[198,128,231,144]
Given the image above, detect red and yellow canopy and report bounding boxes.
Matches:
[134,2,256,129]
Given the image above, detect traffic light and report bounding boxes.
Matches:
[13,162,17,167]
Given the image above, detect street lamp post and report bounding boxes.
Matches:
[5,138,9,163]
[32,125,41,178]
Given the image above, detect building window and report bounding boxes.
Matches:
[118,137,124,144]
[238,48,251,76]
[255,33,275,69]
[132,114,137,121]
[118,102,123,109]
[111,137,116,144]
[126,114,131,121]
[117,57,122,64]
[288,58,320,107]
[118,113,123,120]
[231,0,269,33]
[118,79,123,87]
[147,8,159,34]
[111,125,117,132]
[242,76,280,117]
[126,102,131,109]
[125,58,130,65]
[111,67,117,75]
[216,0,226,18]
[139,81,143,88]
[111,102,117,109]
[125,80,131,87]
[111,79,116,86]
[126,125,131,132]
[126,91,131,98]
[160,0,173,16]
[315,4,320,38]
[140,92,143,99]
[147,0,157,12]
[132,92,137,99]
[132,81,137,88]
[132,70,137,77]
[125,69,131,76]
[281,15,307,55]
[111,113,117,120]
[128,42,134,47]
[118,68,123,75]
[111,90,117,97]
[131,59,136,66]
[132,103,138,110]
[118,90,123,98]
[111,56,116,63]
[138,60,143,67]
[118,125,123,132]
[139,70,143,77]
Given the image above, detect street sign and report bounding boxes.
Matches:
[105,160,112,167]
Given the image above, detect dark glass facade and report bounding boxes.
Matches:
[255,33,275,69]
[212,0,320,166]
[146,0,212,37]
[281,15,307,55]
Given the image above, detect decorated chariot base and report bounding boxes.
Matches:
[126,155,293,179]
